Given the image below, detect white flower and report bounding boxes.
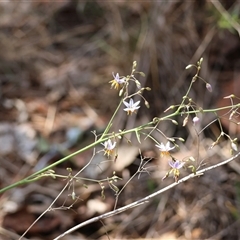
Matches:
[123,98,140,115]
[102,139,116,157]
[109,73,126,90]
[155,141,175,157]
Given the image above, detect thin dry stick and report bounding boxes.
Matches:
[54,151,240,240]
[19,181,70,240]
[19,147,97,240]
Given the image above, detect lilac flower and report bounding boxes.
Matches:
[155,141,175,157]
[102,139,116,157]
[123,98,140,115]
[109,72,126,90]
[168,160,185,170]
[168,160,185,182]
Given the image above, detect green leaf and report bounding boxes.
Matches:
[135,130,141,144]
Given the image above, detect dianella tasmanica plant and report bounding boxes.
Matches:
[2,58,240,240]
[51,58,240,240]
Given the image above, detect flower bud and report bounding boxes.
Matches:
[189,156,196,162]
[198,57,203,65]
[145,101,150,108]
[171,120,178,125]
[183,116,188,126]
[193,116,200,125]
[178,137,185,142]
[135,80,141,89]
[231,142,238,152]
[119,88,124,96]
[206,83,212,92]
[185,64,194,69]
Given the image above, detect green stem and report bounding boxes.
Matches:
[176,66,200,114]
[0,121,152,194]
[100,97,124,140]
[166,103,240,120]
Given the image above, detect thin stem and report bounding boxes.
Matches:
[100,98,124,140]
[19,181,70,240]
[1,103,239,194]
[176,64,201,114]
[0,122,151,194]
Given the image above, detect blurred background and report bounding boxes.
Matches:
[1,1,240,239]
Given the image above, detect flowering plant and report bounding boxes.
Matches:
[2,59,240,240]
[155,141,175,157]
[102,139,117,157]
[109,72,126,90]
[123,98,141,115]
